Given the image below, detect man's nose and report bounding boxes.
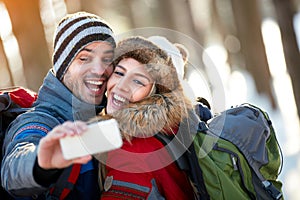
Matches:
[91,60,107,75]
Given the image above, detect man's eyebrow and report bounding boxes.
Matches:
[103,49,114,54]
[81,47,93,52]
[80,48,114,54]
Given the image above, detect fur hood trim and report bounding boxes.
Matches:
[91,89,192,141]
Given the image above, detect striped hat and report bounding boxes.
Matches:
[53,12,115,80]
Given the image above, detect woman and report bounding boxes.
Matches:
[93,36,196,199]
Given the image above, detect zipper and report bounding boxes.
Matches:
[213,143,255,199]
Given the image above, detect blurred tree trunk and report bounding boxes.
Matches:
[210,0,227,42]
[231,0,276,108]
[210,0,232,65]
[78,0,103,15]
[0,39,13,87]
[3,0,51,92]
[163,0,204,45]
[162,0,205,77]
[122,0,136,28]
[65,0,81,13]
[150,0,175,29]
[210,0,245,71]
[273,0,300,118]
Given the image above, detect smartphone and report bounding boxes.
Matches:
[60,119,123,160]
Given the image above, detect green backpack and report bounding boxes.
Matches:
[156,103,283,200]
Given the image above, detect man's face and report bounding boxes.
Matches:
[63,41,114,105]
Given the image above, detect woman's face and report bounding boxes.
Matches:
[106,58,154,114]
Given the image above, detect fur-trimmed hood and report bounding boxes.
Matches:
[112,89,192,140]
[91,89,192,140]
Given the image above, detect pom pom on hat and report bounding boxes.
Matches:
[52,12,115,80]
[148,36,186,79]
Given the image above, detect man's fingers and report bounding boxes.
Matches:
[73,121,88,133]
[49,121,88,138]
[72,155,92,164]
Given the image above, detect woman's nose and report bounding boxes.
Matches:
[116,77,131,92]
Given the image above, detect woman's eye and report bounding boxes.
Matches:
[114,71,124,76]
[134,80,146,86]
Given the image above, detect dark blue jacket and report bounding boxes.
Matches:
[1,70,105,199]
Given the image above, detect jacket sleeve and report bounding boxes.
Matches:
[1,111,60,197]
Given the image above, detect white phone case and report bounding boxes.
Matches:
[60,119,123,160]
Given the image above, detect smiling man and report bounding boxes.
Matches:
[1,12,115,199]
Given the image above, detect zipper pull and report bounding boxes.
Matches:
[231,154,238,170]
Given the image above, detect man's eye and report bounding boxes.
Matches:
[79,57,88,61]
[103,58,113,64]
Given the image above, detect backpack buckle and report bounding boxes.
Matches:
[262,181,283,200]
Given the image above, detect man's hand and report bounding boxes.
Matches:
[37,121,92,169]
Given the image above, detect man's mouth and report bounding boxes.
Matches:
[85,80,103,93]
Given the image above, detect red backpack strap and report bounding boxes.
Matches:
[8,87,37,108]
[0,86,37,108]
[49,164,81,200]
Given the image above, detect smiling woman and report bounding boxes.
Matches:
[92,36,196,200]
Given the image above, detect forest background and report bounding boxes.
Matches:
[0,0,299,199]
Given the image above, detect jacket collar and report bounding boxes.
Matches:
[35,69,106,121]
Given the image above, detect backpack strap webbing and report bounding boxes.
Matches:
[49,164,81,200]
[155,132,210,200]
[185,142,210,200]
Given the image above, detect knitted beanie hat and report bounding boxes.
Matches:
[53,12,115,80]
[113,36,180,94]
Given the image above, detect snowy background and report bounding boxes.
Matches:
[185,17,300,199]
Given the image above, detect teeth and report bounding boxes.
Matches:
[90,88,100,92]
[86,80,103,86]
[113,94,126,103]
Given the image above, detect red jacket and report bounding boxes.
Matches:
[101,132,195,200]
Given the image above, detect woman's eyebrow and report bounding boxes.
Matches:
[116,65,126,71]
[135,74,151,82]
[116,65,151,82]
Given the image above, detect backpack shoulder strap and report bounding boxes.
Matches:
[48,164,81,199]
[155,124,210,200]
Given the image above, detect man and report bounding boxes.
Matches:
[1,12,115,199]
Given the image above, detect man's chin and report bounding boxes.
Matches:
[79,95,102,105]
[93,96,104,105]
